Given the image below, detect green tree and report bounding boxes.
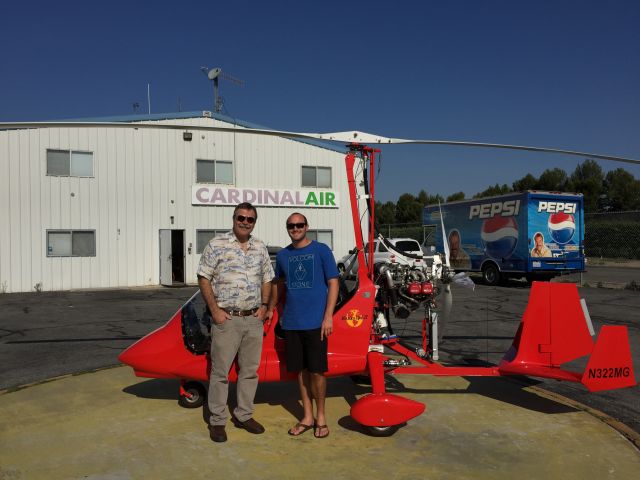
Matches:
[604,168,640,211]
[446,191,466,202]
[512,173,537,192]
[374,201,396,225]
[416,190,429,207]
[473,183,511,199]
[568,160,604,212]
[395,193,423,223]
[537,168,568,191]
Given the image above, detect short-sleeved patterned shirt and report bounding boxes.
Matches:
[197,231,275,310]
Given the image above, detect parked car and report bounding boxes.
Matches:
[337,238,424,274]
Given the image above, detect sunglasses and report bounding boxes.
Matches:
[286,222,307,230]
[235,215,256,224]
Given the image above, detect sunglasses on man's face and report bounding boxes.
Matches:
[286,222,307,230]
[235,215,256,224]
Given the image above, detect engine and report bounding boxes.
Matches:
[373,260,440,322]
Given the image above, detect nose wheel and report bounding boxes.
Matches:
[178,381,207,408]
[366,424,400,437]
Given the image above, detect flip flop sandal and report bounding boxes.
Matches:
[314,424,330,439]
[288,422,314,436]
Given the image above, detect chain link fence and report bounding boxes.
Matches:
[377,210,640,260]
[584,211,640,260]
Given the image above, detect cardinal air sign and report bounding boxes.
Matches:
[192,185,339,208]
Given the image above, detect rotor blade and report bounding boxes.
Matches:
[439,201,451,268]
[0,121,323,141]
[383,139,640,165]
[1,122,638,165]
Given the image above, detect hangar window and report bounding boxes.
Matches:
[307,230,333,250]
[301,166,331,188]
[46,230,96,257]
[196,160,233,184]
[46,149,94,177]
[196,229,229,254]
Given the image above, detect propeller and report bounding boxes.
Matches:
[438,201,453,342]
[436,201,475,343]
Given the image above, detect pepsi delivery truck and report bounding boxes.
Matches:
[423,191,585,285]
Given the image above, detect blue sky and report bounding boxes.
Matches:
[2,1,639,202]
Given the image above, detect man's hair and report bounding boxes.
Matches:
[534,232,543,240]
[233,202,258,219]
[286,212,308,225]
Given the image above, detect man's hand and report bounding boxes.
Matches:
[264,306,276,326]
[320,313,333,341]
[212,307,230,325]
[254,305,269,324]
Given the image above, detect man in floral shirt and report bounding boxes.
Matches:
[197,202,274,443]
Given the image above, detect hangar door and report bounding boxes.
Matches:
[159,229,185,286]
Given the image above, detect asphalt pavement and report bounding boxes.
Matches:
[0,267,638,437]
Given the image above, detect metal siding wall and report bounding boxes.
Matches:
[0,132,12,292]
[18,130,31,292]
[38,128,51,291]
[9,130,22,290]
[123,128,137,286]
[30,129,42,291]
[1,117,354,292]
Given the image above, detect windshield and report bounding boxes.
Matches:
[394,240,421,253]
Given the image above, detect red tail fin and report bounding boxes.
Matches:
[499,282,636,391]
[581,326,636,392]
[499,282,593,378]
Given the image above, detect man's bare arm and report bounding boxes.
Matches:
[320,278,339,340]
[197,275,229,325]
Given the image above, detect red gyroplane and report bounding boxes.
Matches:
[2,120,635,436]
[114,136,637,436]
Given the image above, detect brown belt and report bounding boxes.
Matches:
[223,307,259,317]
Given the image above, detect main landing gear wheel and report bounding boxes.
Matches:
[178,381,207,409]
[366,425,400,437]
[482,263,501,286]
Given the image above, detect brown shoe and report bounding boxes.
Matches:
[209,425,227,443]
[231,416,265,434]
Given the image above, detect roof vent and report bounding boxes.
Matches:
[202,111,212,118]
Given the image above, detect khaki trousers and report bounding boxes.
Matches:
[208,314,263,426]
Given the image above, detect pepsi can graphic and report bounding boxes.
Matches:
[481,216,519,259]
[548,213,575,245]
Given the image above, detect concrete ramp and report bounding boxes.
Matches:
[1,367,638,479]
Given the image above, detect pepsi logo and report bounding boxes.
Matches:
[481,216,519,259]
[548,213,575,244]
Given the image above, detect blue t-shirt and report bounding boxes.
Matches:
[274,240,340,330]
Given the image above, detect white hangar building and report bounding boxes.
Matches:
[0,112,358,293]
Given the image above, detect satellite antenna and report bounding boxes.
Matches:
[200,66,245,113]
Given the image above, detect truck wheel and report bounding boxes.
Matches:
[482,263,501,286]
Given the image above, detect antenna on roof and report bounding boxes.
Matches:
[200,66,245,114]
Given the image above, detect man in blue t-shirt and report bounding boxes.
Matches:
[270,212,339,439]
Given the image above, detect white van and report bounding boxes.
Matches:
[337,237,423,273]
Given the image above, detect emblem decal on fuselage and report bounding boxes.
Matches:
[342,309,366,328]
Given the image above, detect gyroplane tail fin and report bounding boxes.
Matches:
[498,282,635,390]
[581,326,635,391]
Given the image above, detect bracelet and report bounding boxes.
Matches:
[261,303,269,307]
